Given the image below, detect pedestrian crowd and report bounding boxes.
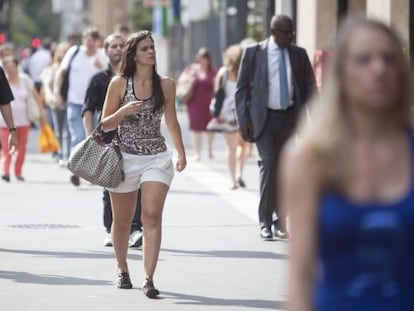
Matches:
[1,12,413,309]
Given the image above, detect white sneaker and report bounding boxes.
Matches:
[103,234,113,247]
[129,230,143,248]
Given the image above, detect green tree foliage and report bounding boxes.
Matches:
[10,0,60,45]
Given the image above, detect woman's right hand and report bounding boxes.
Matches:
[121,100,143,116]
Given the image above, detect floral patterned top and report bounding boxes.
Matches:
[117,77,166,155]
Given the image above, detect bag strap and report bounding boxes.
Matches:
[219,69,228,88]
[93,123,121,149]
[67,46,80,74]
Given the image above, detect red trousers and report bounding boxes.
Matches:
[0,126,30,177]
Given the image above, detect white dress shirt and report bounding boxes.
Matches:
[267,38,294,110]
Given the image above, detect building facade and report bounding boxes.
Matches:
[276,0,412,62]
[88,0,129,37]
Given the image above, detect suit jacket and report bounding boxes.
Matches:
[235,38,316,140]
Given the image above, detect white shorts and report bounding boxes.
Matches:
[107,150,174,193]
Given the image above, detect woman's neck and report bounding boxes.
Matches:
[348,106,402,140]
[200,64,209,72]
[133,66,153,84]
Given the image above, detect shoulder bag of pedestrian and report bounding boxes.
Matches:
[176,64,197,104]
[66,123,124,188]
[209,69,228,118]
[60,46,80,101]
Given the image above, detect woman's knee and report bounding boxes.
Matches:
[111,219,130,232]
[141,209,162,228]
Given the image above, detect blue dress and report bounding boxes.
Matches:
[315,135,414,310]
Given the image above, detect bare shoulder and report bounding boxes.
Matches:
[161,76,176,95]
[280,138,322,184]
[108,75,127,95]
[109,75,127,87]
[161,76,175,88]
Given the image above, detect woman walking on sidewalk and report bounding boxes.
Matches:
[208,44,246,189]
[0,57,45,182]
[101,30,186,298]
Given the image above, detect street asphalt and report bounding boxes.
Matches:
[0,111,289,311]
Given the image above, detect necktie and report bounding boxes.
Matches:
[279,48,289,110]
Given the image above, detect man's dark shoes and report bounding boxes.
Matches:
[142,278,160,298]
[1,174,10,182]
[260,227,273,241]
[117,271,133,289]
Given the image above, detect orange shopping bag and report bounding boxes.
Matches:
[38,123,60,153]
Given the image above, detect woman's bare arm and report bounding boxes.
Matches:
[162,77,186,172]
[101,76,141,132]
[279,139,323,311]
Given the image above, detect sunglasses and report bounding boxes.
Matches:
[275,29,296,37]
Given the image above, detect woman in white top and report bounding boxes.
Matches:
[40,42,70,164]
[209,44,246,189]
[0,56,44,182]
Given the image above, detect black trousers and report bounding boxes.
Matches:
[103,189,142,233]
[256,108,297,231]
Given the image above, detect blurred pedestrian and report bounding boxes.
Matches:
[40,42,71,165]
[0,42,15,65]
[53,27,108,186]
[208,44,245,189]
[101,30,186,297]
[0,66,18,156]
[82,33,143,248]
[0,57,45,182]
[114,24,130,39]
[281,17,414,310]
[235,15,316,241]
[27,39,52,92]
[182,47,217,161]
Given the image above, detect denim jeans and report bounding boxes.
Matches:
[67,102,85,150]
[51,107,70,160]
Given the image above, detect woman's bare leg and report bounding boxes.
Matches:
[206,131,215,159]
[191,131,202,160]
[224,132,238,188]
[109,191,138,272]
[140,181,169,280]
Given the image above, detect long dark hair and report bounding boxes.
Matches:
[119,30,165,111]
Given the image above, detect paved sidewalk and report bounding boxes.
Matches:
[0,113,288,311]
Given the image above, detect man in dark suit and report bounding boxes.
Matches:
[235,15,316,240]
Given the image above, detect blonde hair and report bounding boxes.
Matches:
[53,42,70,64]
[297,17,412,186]
[222,44,242,75]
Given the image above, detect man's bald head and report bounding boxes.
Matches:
[271,15,293,29]
[270,15,294,48]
